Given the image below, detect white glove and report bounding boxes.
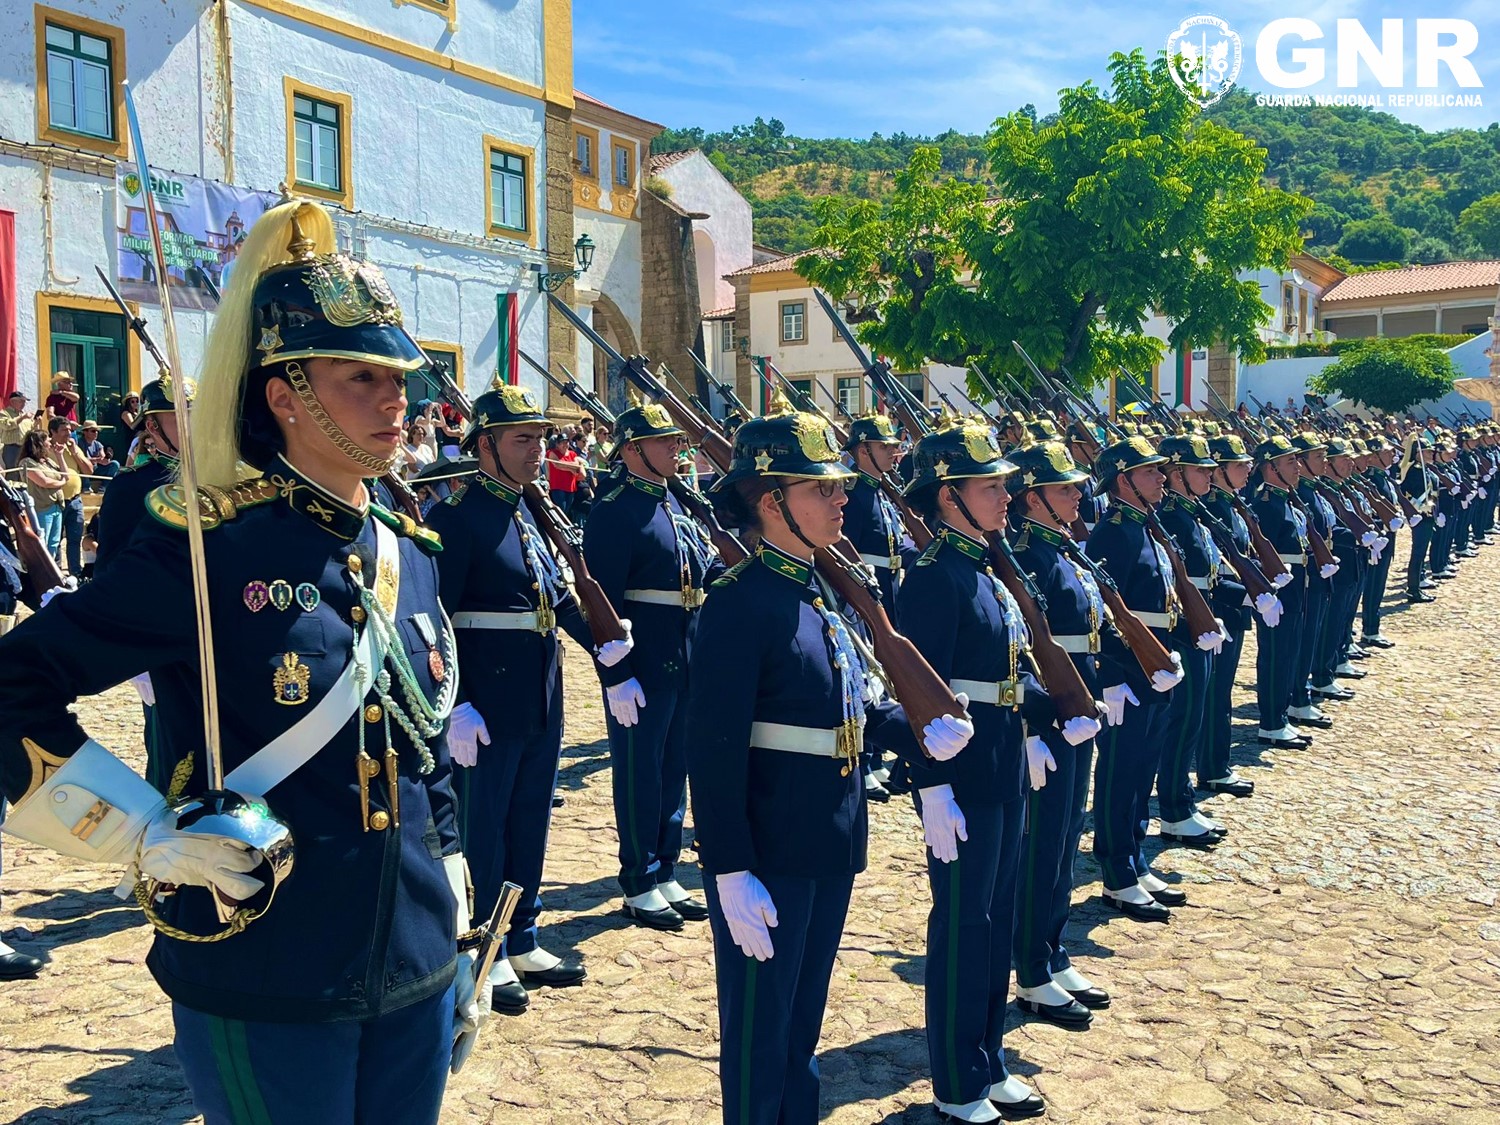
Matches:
[446,853,492,1074]
[1025,736,1057,790]
[594,619,634,668]
[1101,683,1139,726]
[1255,592,1283,627]
[1196,630,1225,654]
[1319,563,1339,579]
[1461,499,1471,510]
[918,784,968,863]
[1271,571,1293,588]
[1151,652,1185,692]
[139,816,265,900]
[716,871,778,961]
[39,578,78,608]
[606,678,646,727]
[1482,488,1490,499]
[1451,486,1462,495]
[1061,714,1101,746]
[130,672,155,707]
[1389,517,1405,531]
[1360,531,1378,547]
[922,695,973,761]
[1436,512,1447,528]
[1409,513,1423,527]
[447,702,490,768]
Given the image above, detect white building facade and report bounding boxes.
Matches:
[0,0,574,453]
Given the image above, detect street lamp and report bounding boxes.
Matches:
[534,234,596,292]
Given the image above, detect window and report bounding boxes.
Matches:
[483,136,535,244]
[893,372,925,403]
[575,132,593,174]
[789,378,812,403]
[837,377,861,416]
[410,343,462,410]
[1282,283,1295,331]
[34,6,126,157]
[720,320,735,353]
[283,78,353,208]
[780,301,806,345]
[613,142,634,187]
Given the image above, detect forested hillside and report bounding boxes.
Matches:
[652,90,1500,266]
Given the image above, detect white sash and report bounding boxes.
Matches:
[225,519,400,796]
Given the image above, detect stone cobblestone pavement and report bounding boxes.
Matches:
[2,537,1498,1124]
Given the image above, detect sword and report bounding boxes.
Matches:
[451,880,524,1074]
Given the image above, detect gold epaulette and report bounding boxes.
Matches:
[914,538,943,567]
[443,482,470,506]
[600,483,626,504]
[371,504,443,552]
[712,556,754,588]
[146,477,279,531]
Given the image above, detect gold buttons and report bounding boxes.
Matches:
[350,606,367,623]
[347,553,363,575]
[364,704,383,723]
[369,811,390,831]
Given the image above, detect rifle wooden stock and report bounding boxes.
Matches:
[380,471,426,524]
[1197,507,1274,602]
[1053,537,1178,680]
[1226,493,1291,585]
[1146,519,1222,641]
[980,532,1099,724]
[1310,479,1374,540]
[814,538,965,749]
[1351,477,1400,525]
[520,482,628,648]
[1285,491,1339,570]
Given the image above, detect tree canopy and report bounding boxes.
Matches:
[793,51,1310,387]
[1308,337,1459,414]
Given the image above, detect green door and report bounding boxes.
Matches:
[49,305,128,459]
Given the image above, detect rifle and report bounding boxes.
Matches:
[1050,533,1179,680]
[684,350,754,418]
[812,289,935,441]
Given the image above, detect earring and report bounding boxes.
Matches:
[287,415,297,424]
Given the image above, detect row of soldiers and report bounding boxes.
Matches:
[0,191,1494,1124]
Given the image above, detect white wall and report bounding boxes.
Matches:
[655,151,753,313]
[573,209,642,344]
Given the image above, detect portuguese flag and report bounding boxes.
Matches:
[496,291,519,385]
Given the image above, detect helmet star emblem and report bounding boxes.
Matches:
[1116,458,1128,471]
[934,458,951,478]
[754,451,773,472]
[1023,470,1036,485]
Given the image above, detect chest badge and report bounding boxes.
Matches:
[428,649,446,682]
[295,582,321,613]
[273,652,311,706]
[375,558,399,617]
[243,581,270,613]
[269,579,294,612]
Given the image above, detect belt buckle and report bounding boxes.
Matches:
[889,554,901,571]
[684,587,705,610]
[1088,632,1101,655]
[998,680,1023,708]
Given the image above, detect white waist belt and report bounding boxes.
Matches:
[749,721,840,758]
[1130,610,1175,628]
[624,588,697,607]
[859,552,900,571]
[1188,576,1215,591]
[950,677,1025,707]
[1278,553,1307,566]
[1052,634,1099,654]
[452,610,541,631]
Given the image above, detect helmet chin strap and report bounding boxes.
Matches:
[1033,488,1071,534]
[632,440,673,483]
[769,481,821,555]
[285,361,397,475]
[944,482,991,541]
[146,416,179,459]
[483,433,528,490]
[1123,471,1156,515]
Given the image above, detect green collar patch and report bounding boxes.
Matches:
[757,541,812,584]
[1115,501,1147,524]
[480,472,521,505]
[857,470,881,488]
[628,473,666,499]
[939,525,988,563]
[1023,518,1065,547]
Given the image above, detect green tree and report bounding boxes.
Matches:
[796,50,1311,384]
[1309,337,1459,413]
[1336,218,1410,264]
[1457,193,1500,257]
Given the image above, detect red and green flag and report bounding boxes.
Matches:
[496,291,519,386]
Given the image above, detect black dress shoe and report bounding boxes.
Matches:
[0,950,44,980]
[989,1091,1047,1120]
[1146,884,1189,907]
[1258,732,1311,748]
[864,782,891,803]
[1067,985,1111,1010]
[1015,995,1093,1028]
[492,980,530,1015]
[1311,685,1356,701]
[1103,894,1170,922]
[1287,713,1335,729]
[514,958,588,987]
[551,792,565,809]
[1361,636,1396,649]
[1159,829,1220,849]
[1333,666,1367,680]
[1200,776,1255,797]
[1347,647,1370,660]
[664,896,709,922]
[622,902,685,931]
[1407,591,1436,603]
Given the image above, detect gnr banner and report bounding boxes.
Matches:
[114,165,278,310]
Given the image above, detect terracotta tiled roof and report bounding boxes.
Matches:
[726,249,822,278]
[1322,260,1500,304]
[703,306,736,319]
[573,90,623,113]
[649,150,696,173]
[571,90,664,134]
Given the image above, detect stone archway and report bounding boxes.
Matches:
[589,290,639,415]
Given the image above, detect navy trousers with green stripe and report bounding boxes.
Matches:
[704,870,854,1125]
[604,684,688,898]
[1202,615,1245,784]
[917,793,1024,1106]
[453,726,560,957]
[1156,645,1210,822]
[1257,568,1304,729]
[1093,699,1167,891]
[1406,519,1434,595]
[171,984,452,1124]
[1014,731,1092,989]
[1293,575,1330,705]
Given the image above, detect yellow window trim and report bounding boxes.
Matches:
[36,291,144,399]
[238,0,571,111]
[33,4,128,159]
[417,339,464,390]
[283,77,354,211]
[483,135,537,248]
[610,138,635,189]
[393,0,458,33]
[572,123,600,176]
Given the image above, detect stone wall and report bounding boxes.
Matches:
[544,103,579,416]
[1207,343,1238,410]
[639,189,704,373]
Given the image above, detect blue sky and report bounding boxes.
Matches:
[574,1,1499,138]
